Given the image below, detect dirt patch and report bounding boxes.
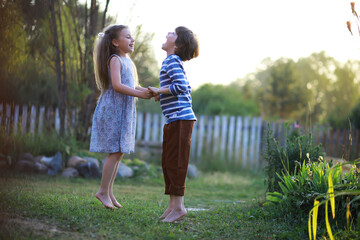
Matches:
[0,212,79,239]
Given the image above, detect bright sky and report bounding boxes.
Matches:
[103,0,360,89]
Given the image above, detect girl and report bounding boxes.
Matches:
[90,24,152,209]
[148,26,199,222]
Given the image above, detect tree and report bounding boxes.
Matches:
[255,58,310,120]
[191,83,259,116]
[327,62,360,128]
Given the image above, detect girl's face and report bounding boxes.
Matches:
[161,31,177,52]
[112,28,135,56]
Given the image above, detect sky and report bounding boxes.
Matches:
[101,0,359,89]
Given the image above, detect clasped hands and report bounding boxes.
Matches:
[141,87,160,101]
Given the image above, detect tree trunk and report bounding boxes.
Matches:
[101,0,110,29]
[49,0,65,136]
[57,0,67,136]
[77,0,98,141]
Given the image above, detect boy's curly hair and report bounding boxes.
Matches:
[175,26,199,61]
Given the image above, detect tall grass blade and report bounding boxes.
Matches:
[328,170,335,219]
[325,201,334,240]
[312,199,319,239]
[308,212,312,240]
[346,197,351,228]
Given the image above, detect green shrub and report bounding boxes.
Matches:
[263,124,325,192]
[0,128,87,164]
[266,160,360,232]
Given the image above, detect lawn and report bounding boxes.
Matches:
[0,171,305,239]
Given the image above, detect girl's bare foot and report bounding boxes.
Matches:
[110,195,123,208]
[95,192,115,209]
[159,207,173,219]
[162,208,187,223]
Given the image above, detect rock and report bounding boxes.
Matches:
[34,162,48,174]
[15,160,35,173]
[33,155,44,163]
[40,156,53,167]
[67,156,87,168]
[62,167,79,178]
[117,162,134,178]
[47,152,63,176]
[76,162,101,178]
[187,164,199,178]
[19,153,34,163]
[83,157,100,168]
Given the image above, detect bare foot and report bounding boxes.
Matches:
[110,195,123,208]
[162,208,187,223]
[159,207,173,219]
[95,192,115,209]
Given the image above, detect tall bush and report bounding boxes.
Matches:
[264,124,325,192]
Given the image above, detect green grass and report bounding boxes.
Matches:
[0,171,305,239]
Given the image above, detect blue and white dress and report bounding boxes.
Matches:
[89,54,136,154]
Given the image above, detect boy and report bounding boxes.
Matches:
[148,26,199,223]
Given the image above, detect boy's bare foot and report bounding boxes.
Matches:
[162,208,187,223]
[95,192,115,209]
[110,195,123,208]
[159,207,173,219]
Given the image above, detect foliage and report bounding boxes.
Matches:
[0,128,86,165]
[236,52,360,125]
[264,125,325,192]
[122,158,163,179]
[266,159,360,238]
[350,98,360,130]
[191,83,259,116]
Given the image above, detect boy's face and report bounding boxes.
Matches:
[162,31,177,52]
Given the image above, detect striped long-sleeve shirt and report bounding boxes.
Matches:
[159,54,197,124]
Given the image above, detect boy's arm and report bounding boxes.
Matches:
[166,58,188,96]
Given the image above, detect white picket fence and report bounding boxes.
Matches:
[1,103,266,168]
[136,113,264,168]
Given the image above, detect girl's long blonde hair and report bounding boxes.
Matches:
[93,24,128,95]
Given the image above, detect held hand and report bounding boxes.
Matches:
[148,87,159,96]
[154,95,160,102]
[139,89,152,99]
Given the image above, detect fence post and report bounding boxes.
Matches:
[13,104,20,134]
[227,116,235,160]
[197,115,205,159]
[151,114,160,142]
[242,117,249,168]
[5,104,11,133]
[55,108,60,133]
[136,112,143,141]
[144,112,151,142]
[21,105,28,135]
[29,105,37,134]
[249,117,257,167]
[255,117,263,168]
[206,116,213,152]
[213,116,220,154]
[38,106,45,135]
[220,116,228,159]
[234,116,242,163]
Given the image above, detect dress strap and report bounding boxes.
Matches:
[108,54,122,68]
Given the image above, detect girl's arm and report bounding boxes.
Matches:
[136,86,148,91]
[110,57,152,99]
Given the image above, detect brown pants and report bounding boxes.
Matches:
[162,120,195,196]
